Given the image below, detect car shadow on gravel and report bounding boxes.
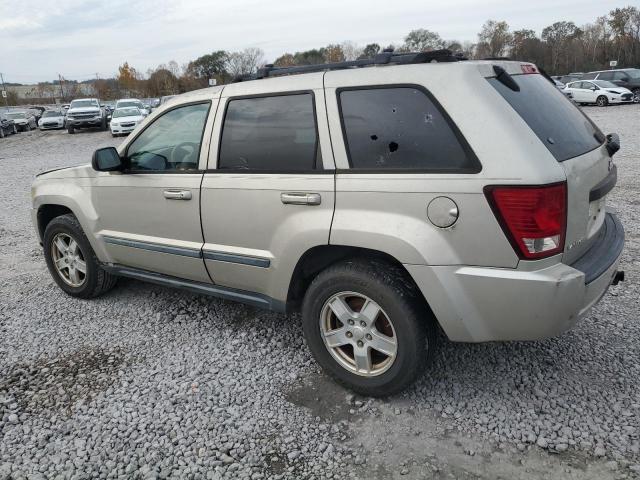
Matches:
[0,346,127,418]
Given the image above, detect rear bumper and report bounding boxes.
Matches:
[406,213,624,342]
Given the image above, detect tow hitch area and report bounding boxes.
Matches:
[612,271,625,285]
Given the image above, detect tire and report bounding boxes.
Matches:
[301,258,437,397]
[26,124,31,131]
[633,89,640,104]
[67,125,75,134]
[101,118,107,131]
[0,128,4,138]
[12,125,17,134]
[596,95,608,107]
[43,214,117,299]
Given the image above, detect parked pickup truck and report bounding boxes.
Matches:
[31,51,625,396]
[66,98,107,134]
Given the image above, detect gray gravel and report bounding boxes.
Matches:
[0,106,639,479]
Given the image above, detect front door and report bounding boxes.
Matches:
[92,100,216,283]
[199,74,336,304]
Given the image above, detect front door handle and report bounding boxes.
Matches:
[163,190,192,200]
[281,192,321,206]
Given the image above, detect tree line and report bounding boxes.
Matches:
[9,5,640,103]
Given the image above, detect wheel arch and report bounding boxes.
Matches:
[37,204,74,241]
[286,245,435,319]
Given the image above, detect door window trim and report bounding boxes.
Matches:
[335,84,482,174]
[210,90,325,174]
[122,100,212,174]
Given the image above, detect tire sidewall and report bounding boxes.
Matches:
[43,217,99,298]
[302,268,426,394]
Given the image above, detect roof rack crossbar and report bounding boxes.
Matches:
[233,49,466,82]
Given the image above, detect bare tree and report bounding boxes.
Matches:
[226,48,265,77]
[476,20,512,58]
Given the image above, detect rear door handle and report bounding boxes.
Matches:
[163,190,192,200]
[280,192,321,206]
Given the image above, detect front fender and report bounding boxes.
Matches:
[32,179,108,261]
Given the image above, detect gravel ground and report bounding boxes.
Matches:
[0,106,639,480]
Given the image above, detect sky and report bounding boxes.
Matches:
[0,0,628,84]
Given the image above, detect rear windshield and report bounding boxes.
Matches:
[488,74,603,162]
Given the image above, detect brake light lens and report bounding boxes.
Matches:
[485,183,567,259]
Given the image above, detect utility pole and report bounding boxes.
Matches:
[58,74,65,101]
[0,72,9,110]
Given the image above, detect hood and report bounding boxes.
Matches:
[40,116,64,122]
[14,118,28,123]
[67,107,100,115]
[111,115,143,122]
[36,164,95,179]
[607,87,632,94]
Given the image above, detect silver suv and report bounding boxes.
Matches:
[31,51,625,395]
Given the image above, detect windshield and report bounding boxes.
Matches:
[118,101,143,109]
[70,100,98,109]
[113,107,141,118]
[593,80,619,88]
[488,74,603,162]
[42,111,62,118]
[7,112,26,119]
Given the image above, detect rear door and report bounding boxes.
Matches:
[199,74,335,302]
[488,71,613,264]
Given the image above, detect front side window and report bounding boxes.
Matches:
[126,102,210,171]
[338,87,479,172]
[218,93,318,171]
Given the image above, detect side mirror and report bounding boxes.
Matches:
[92,147,124,171]
[606,133,620,157]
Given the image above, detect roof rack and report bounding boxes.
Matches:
[232,49,467,82]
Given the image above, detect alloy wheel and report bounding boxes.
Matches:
[319,291,397,377]
[50,233,87,287]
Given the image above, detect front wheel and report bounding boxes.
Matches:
[301,259,437,396]
[43,214,117,298]
[596,95,609,107]
[0,128,4,138]
[12,125,17,134]
[67,125,75,134]
[632,89,640,103]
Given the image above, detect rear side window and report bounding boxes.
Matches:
[488,74,603,162]
[597,72,613,81]
[338,87,480,172]
[218,93,319,171]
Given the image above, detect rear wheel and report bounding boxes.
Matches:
[43,214,117,298]
[301,258,437,396]
[596,95,608,107]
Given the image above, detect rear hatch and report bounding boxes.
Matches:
[486,63,614,264]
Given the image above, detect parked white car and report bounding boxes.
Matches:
[564,80,634,106]
[115,98,149,116]
[38,110,66,130]
[110,107,145,136]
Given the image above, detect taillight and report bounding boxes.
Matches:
[485,182,567,260]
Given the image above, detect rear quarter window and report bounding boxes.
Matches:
[338,87,480,172]
[488,74,603,162]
